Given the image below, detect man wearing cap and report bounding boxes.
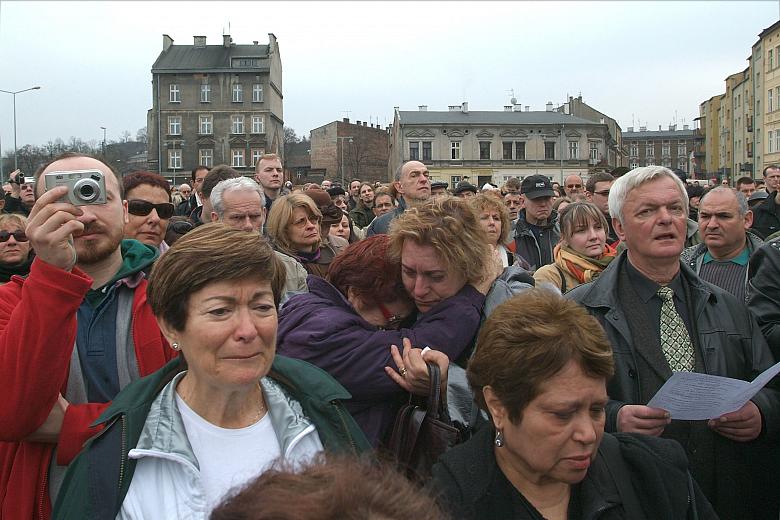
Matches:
[430,181,449,198]
[366,161,431,236]
[751,165,780,238]
[514,175,559,271]
[453,182,477,199]
[749,190,769,210]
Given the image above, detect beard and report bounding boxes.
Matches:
[75,222,124,265]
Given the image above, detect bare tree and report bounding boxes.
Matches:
[136,126,148,144]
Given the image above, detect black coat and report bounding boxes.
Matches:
[751,192,780,239]
[568,252,780,519]
[430,425,716,520]
[513,209,559,272]
[748,237,780,356]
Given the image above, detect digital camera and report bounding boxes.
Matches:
[44,169,107,206]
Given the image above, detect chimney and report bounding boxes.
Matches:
[504,105,513,112]
[267,33,277,53]
[193,35,206,48]
[418,105,427,111]
[461,102,468,114]
[658,125,662,131]
[524,106,530,112]
[683,124,690,130]
[448,105,459,111]
[627,127,634,132]
[343,118,349,123]
[357,120,362,126]
[363,121,367,127]
[640,126,647,131]
[253,41,259,45]
[223,34,232,48]
[669,124,676,131]
[546,102,553,112]
[163,34,174,52]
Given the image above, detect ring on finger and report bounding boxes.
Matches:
[399,366,408,377]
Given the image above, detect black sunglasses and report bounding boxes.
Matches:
[127,199,175,219]
[0,230,28,243]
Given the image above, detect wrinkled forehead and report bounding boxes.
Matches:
[401,163,428,180]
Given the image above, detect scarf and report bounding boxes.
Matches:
[554,243,617,284]
[294,247,321,265]
[0,253,34,283]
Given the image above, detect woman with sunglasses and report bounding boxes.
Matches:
[123,172,176,253]
[0,213,33,283]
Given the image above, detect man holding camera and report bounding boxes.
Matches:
[4,169,36,216]
[0,152,174,519]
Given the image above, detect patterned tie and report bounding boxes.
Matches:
[657,286,695,372]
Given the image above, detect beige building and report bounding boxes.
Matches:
[698,95,722,176]
[389,102,612,188]
[731,67,753,177]
[758,21,780,174]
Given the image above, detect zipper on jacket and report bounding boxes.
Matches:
[330,400,358,453]
[37,468,48,520]
[117,415,128,496]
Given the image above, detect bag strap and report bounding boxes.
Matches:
[426,361,442,418]
[555,264,567,293]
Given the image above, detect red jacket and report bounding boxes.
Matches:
[0,260,174,520]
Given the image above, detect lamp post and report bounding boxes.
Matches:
[336,136,353,187]
[100,126,107,157]
[0,86,41,172]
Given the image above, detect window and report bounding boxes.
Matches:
[503,142,513,160]
[168,116,181,135]
[515,141,526,160]
[252,83,263,102]
[678,158,687,172]
[678,143,687,156]
[776,87,780,109]
[232,83,243,103]
[200,84,210,103]
[199,115,212,135]
[769,131,774,154]
[662,141,670,157]
[199,149,213,168]
[776,131,780,154]
[231,149,245,168]
[770,49,774,70]
[479,141,491,160]
[646,144,654,157]
[251,148,265,167]
[544,142,555,160]
[169,84,180,103]
[769,89,774,113]
[450,176,461,185]
[567,140,579,159]
[589,142,599,161]
[450,141,461,160]
[168,149,182,169]
[251,115,265,134]
[409,141,419,160]
[662,158,672,168]
[231,115,244,134]
[629,159,639,169]
[630,143,638,157]
[422,141,432,161]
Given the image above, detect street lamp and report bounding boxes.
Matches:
[336,136,353,187]
[0,86,41,172]
[100,127,107,157]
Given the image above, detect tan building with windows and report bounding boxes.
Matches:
[147,33,283,183]
[758,21,780,174]
[698,94,722,176]
[732,67,753,178]
[388,103,612,188]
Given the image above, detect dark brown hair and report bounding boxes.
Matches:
[202,165,241,198]
[468,289,614,423]
[123,171,171,202]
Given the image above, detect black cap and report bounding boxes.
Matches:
[430,181,449,190]
[326,186,346,197]
[453,183,478,195]
[520,175,555,199]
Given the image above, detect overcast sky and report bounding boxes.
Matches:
[0,1,776,149]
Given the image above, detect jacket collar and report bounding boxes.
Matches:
[514,209,558,234]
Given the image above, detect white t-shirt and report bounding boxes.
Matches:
[176,393,282,511]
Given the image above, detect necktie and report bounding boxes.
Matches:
[657,286,694,372]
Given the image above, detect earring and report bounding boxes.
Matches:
[171,342,180,351]
[494,430,504,448]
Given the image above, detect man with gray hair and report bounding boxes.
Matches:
[681,187,762,302]
[366,160,431,236]
[568,166,780,518]
[209,176,307,297]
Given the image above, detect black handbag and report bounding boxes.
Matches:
[387,361,461,481]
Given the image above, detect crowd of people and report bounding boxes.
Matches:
[2,153,780,519]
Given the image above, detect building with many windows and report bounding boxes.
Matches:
[388,103,612,188]
[758,20,780,174]
[622,125,698,175]
[147,33,283,183]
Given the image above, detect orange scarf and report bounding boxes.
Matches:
[554,243,617,284]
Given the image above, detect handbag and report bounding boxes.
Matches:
[387,361,461,481]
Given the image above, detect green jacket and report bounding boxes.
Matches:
[53,356,370,519]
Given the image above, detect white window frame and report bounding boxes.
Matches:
[450,141,461,160]
[662,143,671,157]
[589,142,599,161]
[769,89,774,113]
[168,149,182,169]
[677,158,687,172]
[231,149,245,168]
[199,114,212,135]
[251,115,265,134]
[251,148,265,167]
[678,143,686,156]
[629,159,639,169]
[232,83,243,103]
[630,144,638,157]
[769,131,774,154]
[568,140,579,160]
[200,84,210,103]
[168,116,181,136]
[169,84,180,103]
[252,83,263,102]
[199,148,213,168]
[776,131,780,153]
[231,115,244,134]
[645,144,654,157]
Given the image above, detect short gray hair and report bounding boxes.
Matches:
[608,166,688,224]
[700,186,749,217]
[210,177,266,219]
[179,183,191,191]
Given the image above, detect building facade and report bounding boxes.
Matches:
[389,103,612,188]
[147,33,283,184]
[556,95,625,169]
[698,95,722,177]
[310,119,390,186]
[759,21,780,174]
[622,126,697,175]
[732,67,753,178]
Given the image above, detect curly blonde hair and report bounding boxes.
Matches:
[469,193,511,245]
[388,197,489,285]
[266,193,324,255]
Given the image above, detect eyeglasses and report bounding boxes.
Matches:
[127,199,175,219]
[376,302,406,330]
[566,184,583,189]
[0,230,28,243]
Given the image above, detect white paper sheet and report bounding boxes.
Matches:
[646,360,780,420]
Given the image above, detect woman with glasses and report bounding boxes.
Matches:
[122,172,176,253]
[277,200,497,447]
[0,214,33,283]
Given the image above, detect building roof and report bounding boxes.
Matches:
[398,110,602,126]
[759,19,780,39]
[622,129,696,139]
[152,44,270,73]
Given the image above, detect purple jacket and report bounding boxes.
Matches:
[276,275,485,447]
